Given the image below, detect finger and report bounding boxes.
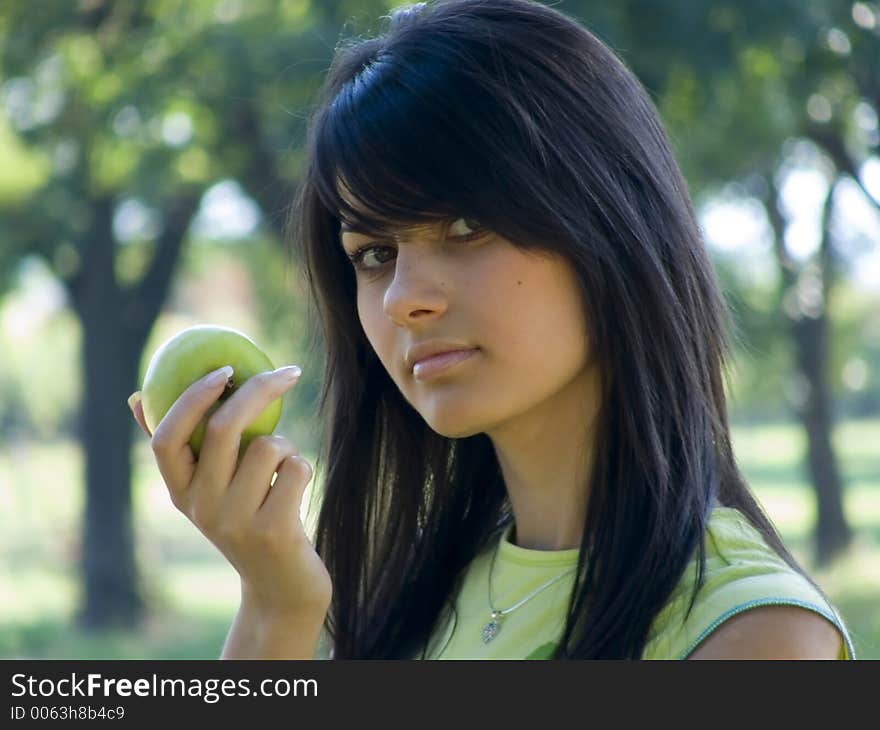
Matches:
[221,435,300,518]
[195,365,302,500]
[149,365,235,497]
[258,453,314,537]
[127,392,152,437]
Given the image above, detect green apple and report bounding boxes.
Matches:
[140,324,283,457]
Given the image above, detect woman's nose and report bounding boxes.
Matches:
[382,250,451,323]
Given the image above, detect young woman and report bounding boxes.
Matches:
[129,0,856,659]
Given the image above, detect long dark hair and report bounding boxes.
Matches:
[287,0,833,658]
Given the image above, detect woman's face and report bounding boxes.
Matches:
[340,218,593,439]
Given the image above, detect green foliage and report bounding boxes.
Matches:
[0,260,81,438]
[0,0,390,300]
[717,252,880,422]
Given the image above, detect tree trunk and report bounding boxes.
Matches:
[76,301,146,630]
[66,194,197,630]
[68,198,145,630]
[790,297,852,565]
[764,178,852,567]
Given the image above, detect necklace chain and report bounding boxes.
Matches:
[481,526,577,644]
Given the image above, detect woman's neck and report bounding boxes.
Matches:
[488,363,600,552]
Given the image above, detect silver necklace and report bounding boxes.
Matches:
[481,527,577,644]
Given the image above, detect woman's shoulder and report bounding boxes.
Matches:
[642,506,856,660]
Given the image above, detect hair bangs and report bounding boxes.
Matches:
[310,48,512,238]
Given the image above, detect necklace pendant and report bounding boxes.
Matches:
[482,611,503,644]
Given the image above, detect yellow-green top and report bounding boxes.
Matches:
[313,505,856,660]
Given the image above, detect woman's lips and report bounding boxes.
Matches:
[412,348,479,381]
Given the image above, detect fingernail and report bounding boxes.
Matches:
[127,392,141,411]
[275,365,302,380]
[205,365,234,386]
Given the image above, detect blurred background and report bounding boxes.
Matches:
[0,0,877,659]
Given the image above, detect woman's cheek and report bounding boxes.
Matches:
[357,304,398,372]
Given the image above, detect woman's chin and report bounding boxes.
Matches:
[443,426,484,439]
[422,414,485,440]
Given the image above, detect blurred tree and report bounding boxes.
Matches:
[790,3,880,563]
[0,0,387,630]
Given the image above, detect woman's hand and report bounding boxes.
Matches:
[128,366,332,622]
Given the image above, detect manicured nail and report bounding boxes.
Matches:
[127,392,141,412]
[205,365,234,386]
[275,365,302,380]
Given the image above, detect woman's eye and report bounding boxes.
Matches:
[346,243,395,273]
[345,218,486,275]
[448,217,483,238]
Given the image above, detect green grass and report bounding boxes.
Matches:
[1,418,878,659]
